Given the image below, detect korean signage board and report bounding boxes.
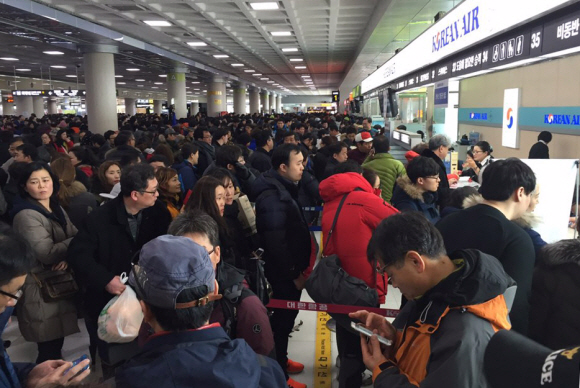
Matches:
[12,90,45,96]
[502,88,520,149]
[361,0,571,93]
[47,90,86,97]
[434,81,449,108]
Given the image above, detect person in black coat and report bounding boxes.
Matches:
[193,127,215,176]
[528,131,551,159]
[529,239,580,350]
[249,130,273,173]
[436,158,536,335]
[67,164,172,376]
[297,149,322,225]
[420,134,453,206]
[252,144,311,382]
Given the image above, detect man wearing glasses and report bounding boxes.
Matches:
[0,224,90,387]
[420,134,454,206]
[68,163,172,379]
[350,213,514,388]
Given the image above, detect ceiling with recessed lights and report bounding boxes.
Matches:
[0,0,463,100]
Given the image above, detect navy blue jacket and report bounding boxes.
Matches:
[173,160,198,193]
[115,326,285,388]
[392,176,441,224]
[0,308,35,388]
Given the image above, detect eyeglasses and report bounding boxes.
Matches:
[0,289,22,302]
[203,135,213,139]
[207,247,215,256]
[376,264,388,275]
[139,187,159,195]
[472,150,485,154]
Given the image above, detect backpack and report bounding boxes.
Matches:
[218,262,258,338]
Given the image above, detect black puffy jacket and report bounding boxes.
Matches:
[252,170,311,281]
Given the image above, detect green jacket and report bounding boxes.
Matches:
[363,153,406,203]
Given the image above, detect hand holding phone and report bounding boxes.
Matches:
[351,322,392,346]
[64,354,90,376]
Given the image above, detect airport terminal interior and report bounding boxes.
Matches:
[1,0,580,387]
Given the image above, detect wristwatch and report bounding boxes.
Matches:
[378,360,396,372]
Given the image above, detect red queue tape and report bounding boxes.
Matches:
[266,299,399,318]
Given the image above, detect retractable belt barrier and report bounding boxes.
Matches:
[266,299,399,318]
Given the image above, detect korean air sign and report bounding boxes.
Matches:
[545,114,580,126]
[432,7,481,53]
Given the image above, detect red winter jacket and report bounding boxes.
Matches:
[319,173,399,303]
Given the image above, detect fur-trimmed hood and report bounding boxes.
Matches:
[462,193,542,228]
[539,239,580,267]
[396,176,425,202]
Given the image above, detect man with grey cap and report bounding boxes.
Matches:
[115,235,286,388]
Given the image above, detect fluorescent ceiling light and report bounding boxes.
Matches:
[187,41,207,46]
[65,75,77,78]
[271,31,291,36]
[154,82,163,85]
[143,20,172,27]
[213,54,229,58]
[301,75,311,78]
[244,69,255,72]
[15,69,30,71]
[253,73,262,76]
[151,87,158,89]
[0,58,18,61]
[295,66,306,69]
[267,81,275,83]
[194,88,200,90]
[137,85,144,87]
[250,2,279,10]
[50,65,65,68]
[43,51,64,55]
[126,68,140,71]
[159,75,167,77]
[117,82,126,85]
[282,48,298,52]
[231,63,244,67]
[65,32,72,35]
[260,78,269,80]
[135,79,145,81]
[192,81,200,84]
[115,75,123,78]
[289,58,303,62]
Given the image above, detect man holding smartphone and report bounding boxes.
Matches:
[350,213,514,388]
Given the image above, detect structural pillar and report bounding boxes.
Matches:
[166,65,188,120]
[47,99,58,115]
[207,76,226,117]
[32,96,44,117]
[233,83,247,114]
[153,100,163,114]
[277,94,282,113]
[270,92,276,113]
[249,88,260,114]
[125,98,136,116]
[14,96,33,117]
[81,45,119,134]
[2,99,13,116]
[260,90,269,114]
[190,101,199,116]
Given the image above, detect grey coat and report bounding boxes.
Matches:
[12,206,80,343]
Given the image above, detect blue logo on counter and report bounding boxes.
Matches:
[544,114,580,125]
[470,112,488,120]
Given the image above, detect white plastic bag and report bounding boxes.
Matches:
[97,285,143,343]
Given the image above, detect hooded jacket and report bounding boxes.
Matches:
[529,239,580,350]
[319,173,398,303]
[252,169,311,282]
[173,159,198,193]
[436,203,535,334]
[391,176,440,224]
[363,153,407,203]
[194,140,215,176]
[373,249,514,388]
[420,148,449,205]
[115,325,286,388]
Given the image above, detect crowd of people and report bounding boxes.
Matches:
[0,111,577,388]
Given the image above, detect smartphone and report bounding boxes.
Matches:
[351,322,392,346]
[64,354,90,376]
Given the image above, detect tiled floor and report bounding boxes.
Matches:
[3,286,403,388]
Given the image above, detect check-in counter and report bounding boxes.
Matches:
[391,129,423,150]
